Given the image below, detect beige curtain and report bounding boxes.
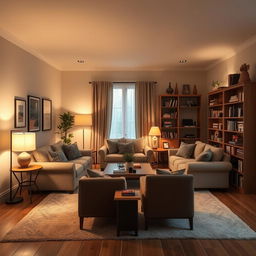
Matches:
[135,81,157,144]
[92,81,113,151]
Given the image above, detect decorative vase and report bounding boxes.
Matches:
[193,85,198,95]
[238,63,251,83]
[166,82,174,94]
[125,162,134,172]
[174,83,179,94]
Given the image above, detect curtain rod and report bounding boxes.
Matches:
[89,81,157,84]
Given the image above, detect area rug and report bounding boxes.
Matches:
[2,191,256,241]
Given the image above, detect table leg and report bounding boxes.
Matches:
[29,172,32,203]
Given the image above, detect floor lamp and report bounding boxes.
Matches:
[74,114,92,149]
[6,131,36,204]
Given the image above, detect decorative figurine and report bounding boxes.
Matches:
[193,84,198,95]
[238,63,251,83]
[166,82,174,94]
[174,83,179,94]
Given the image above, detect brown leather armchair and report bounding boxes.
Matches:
[140,175,194,230]
[78,176,126,229]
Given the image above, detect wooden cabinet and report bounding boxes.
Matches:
[208,83,256,193]
[159,94,201,147]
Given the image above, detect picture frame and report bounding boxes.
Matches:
[163,142,169,149]
[14,97,26,128]
[182,84,191,95]
[42,98,52,131]
[28,95,40,132]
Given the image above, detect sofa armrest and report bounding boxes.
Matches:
[144,145,153,161]
[33,161,76,173]
[99,145,108,162]
[168,148,178,156]
[80,149,92,157]
[186,161,232,173]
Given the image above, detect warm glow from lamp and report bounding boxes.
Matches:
[12,132,36,168]
[149,126,161,149]
[75,114,92,126]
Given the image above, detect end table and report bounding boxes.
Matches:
[12,164,42,203]
[114,190,140,236]
[153,148,168,164]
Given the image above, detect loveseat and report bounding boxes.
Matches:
[31,141,92,192]
[168,141,232,188]
[99,138,153,169]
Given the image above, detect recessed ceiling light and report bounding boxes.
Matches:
[77,59,85,63]
[179,59,187,64]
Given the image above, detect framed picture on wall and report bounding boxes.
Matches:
[14,97,26,128]
[42,98,52,131]
[28,95,40,132]
[163,142,170,149]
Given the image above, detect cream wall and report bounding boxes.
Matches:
[61,70,207,149]
[0,37,61,200]
[206,41,256,90]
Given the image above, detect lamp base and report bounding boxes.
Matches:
[5,197,23,204]
[152,136,159,149]
[17,152,31,168]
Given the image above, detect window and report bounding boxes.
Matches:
[109,83,136,139]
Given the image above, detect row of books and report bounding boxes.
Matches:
[209,109,223,117]
[162,112,177,119]
[237,160,243,173]
[226,120,244,131]
[161,131,178,139]
[228,91,244,102]
[162,121,177,127]
[236,148,244,157]
[209,98,221,106]
[163,99,178,107]
[227,106,243,117]
[212,123,222,129]
[225,145,235,155]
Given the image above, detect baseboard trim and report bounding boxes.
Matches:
[0,185,19,203]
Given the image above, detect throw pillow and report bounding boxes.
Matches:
[194,141,206,158]
[156,169,172,175]
[126,138,144,153]
[204,144,224,161]
[62,143,82,160]
[170,169,186,175]
[176,142,196,158]
[106,139,118,154]
[195,149,213,162]
[118,142,135,154]
[51,141,64,152]
[87,169,111,178]
[49,150,68,162]
[32,146,51,162]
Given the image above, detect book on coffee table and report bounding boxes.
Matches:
[121,189,136,196]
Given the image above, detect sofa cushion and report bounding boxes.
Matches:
[118,142,134,154]
[194,141,206,158]
[69,156,92,169]
[133,153,148,162]
[173,158,195,171]
[106,139,118,154]
[171,169,186,175]
[105,153,147,163]
[195,149,213,162]
[32,146,51,162]
[62,143,82,160]
[176,142,195,158]
[157,169,172,175]
[126,138,144,153]
[49,150,68,162]
[204,144,224,161]
[51,141,64,152]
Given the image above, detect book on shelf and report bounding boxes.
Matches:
[238,160,243,173]
[161,131,178,139]
[121,189,136,196]
[163,98,178,107]
[228,105,243,117]
[226,120,243,131]
[209,109,223,117]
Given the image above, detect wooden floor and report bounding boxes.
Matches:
[0,190,256,256]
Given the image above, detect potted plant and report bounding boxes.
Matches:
[57,112,74,144]
[123,153,135,172]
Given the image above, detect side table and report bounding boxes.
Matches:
[114,190,140,236]
[12,164,42,203]
[153,148,168,165]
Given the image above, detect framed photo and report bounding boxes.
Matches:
[182,84,191,95]
[28,95,40,132]
[163,142,169,149]
[14,97,26,128]
[42,98,52,131]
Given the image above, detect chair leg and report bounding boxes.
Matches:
[189,217,193,230]
[80,217,84,230]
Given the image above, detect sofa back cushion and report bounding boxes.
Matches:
[51,141,64,152]
[126,138,144,153]
[194,141,206,158]
[32,146,51,162]
[118,142,135,154]
[204,144,224,161]
[62,143,82,160]
[106,139,118,154]
[195,149,213,162]
[176,142,195,158]
[49,150,68,162]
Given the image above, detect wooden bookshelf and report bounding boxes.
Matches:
[160,94,201,147]
[208,82,256,193]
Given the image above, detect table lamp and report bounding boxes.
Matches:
[12,132,36,168]
[149,126,161,149]
[75,114,92,149]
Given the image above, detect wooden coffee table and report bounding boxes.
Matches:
[104,163,155,179]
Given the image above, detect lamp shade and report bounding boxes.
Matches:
[75,114,92,126]
[12,132,36,152]
[149,126,161,136]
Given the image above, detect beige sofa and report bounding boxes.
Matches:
[168,141,232,188]
[31,142,92,192]
[99,138,153,169]
[140,175,194,230]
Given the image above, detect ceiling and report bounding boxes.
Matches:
[0,0,256,71]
